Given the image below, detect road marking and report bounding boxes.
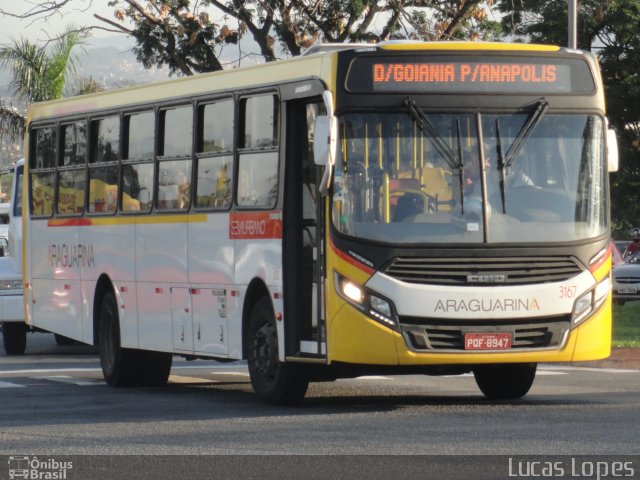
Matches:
[444,371,568,378]
[211,371,250,377]
[168,375,216,384]
[34,375,105,386]
[354,376,392,380]
[541,366,640,374]
[0,364,247,376]
[0,380,25,388]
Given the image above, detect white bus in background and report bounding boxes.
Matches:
[0,159,25,354]
[0,166,13,224]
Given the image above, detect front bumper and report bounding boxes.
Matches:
[0,292,24,323]
[327,297,611,366]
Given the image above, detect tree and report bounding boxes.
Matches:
[0,102,26,166]
[497,0,640,238]
[0,25,88,103]
[99,0,502,76]
[0,26,88,166]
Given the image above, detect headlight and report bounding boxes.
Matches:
[572,276,610,326]
[335,272,398,330]
[341,280,364,304]
[0,279,22,290]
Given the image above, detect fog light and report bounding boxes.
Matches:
[370,295,392,317]
[574,292,592,314]
[0,279,22,290]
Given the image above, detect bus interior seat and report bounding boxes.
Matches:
[422,166,453,211]
[386,177,423,222]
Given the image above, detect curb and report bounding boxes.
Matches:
[569,348,640,370]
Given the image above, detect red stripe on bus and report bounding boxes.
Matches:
[229,211,282,240]
[329,238,375,276]
[48,218,93,227]
[588,244,612,274]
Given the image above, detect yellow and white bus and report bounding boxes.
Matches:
[23,42,618,403]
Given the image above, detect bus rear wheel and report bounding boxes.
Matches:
[2,322,26,355]
[98,292,139,387]
[138,350,172,387]
[473,363,537,400]
[247,296,309,405]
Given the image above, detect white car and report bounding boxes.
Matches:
[612,249,640,305]
[0,160,25,355]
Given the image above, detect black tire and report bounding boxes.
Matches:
[137,350,172,387]
[247,296,309,404]
[98,292,139,387]
[2,322,26,355]
[473,363,537,400]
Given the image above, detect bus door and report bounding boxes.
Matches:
[283,99,326,359]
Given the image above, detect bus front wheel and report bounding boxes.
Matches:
[473,363,537,400]
[2,322,26,355]
[98,292,139,387]
[247,296,309,404]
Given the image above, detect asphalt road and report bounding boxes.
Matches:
[1,332,639,478]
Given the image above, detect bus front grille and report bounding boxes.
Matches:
[384,256,582,286]
[400,316,570,351]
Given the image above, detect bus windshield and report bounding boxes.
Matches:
[331,111,607,244]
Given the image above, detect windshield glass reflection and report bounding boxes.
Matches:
[331,112,607,244]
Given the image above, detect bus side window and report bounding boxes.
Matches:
[122,111,155,213]
[237,94,279,208]
[30,126,57,217]
[196,99,234,209]
[157,106,192,211]
[88,116,119,214]
[58,122,87,215]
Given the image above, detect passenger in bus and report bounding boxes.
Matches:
[215,163,230,207]
[177,170,191,209]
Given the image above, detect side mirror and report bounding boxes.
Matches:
[606,127,619,173]
[313,115,337,167]
[315,91,338,195]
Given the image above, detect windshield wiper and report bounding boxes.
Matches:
[494,99,548,215]
[503,99,549,168]
[495,119,507,214]
[403,97,465,212]
[455,119,465,214]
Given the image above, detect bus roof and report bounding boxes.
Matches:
[27,41,590,123]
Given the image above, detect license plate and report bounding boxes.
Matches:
[464,333,512,350]
[618,287,637,294]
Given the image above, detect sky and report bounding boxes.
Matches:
[0,0,124,46]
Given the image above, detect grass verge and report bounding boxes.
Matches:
[612,301,640,347]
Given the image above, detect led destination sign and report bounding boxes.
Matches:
[373,62,564,89]
[346,56,595,94]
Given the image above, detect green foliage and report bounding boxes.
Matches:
[0,25,87,103]
[498,0,640,239]
[612,302,640,347]
[107,0,503,75]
